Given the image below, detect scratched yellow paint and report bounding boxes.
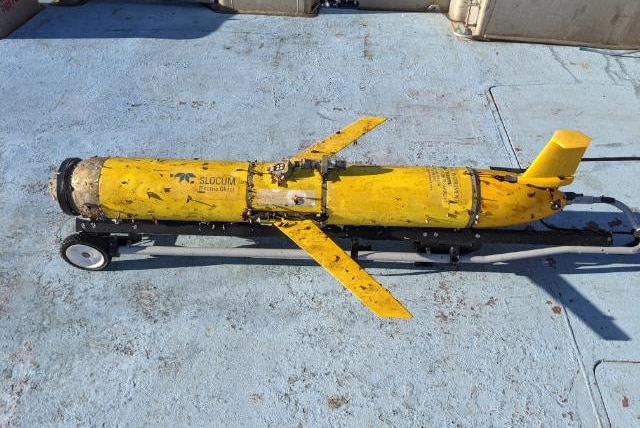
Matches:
[326,166,474,228]
[292,116,386,161]
[275,219,412,319]
[94,122,588,229]
[99,158,248,221]
[98,158,564,228]
[475,172,564,228]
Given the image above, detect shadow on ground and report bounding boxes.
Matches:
[8,1,411,40]
[110,233,639,342]
[102,209,640,341]
[9,1,230,39]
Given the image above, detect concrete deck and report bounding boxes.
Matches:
[1,3,639,426]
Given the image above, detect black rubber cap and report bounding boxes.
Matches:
[56,157,82,215]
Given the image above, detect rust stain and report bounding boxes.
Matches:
[622,396,630,408]
[436,311,449,322]
[552,306,562,314]
[327,395,350,409]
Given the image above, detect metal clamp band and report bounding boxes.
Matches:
[245,160,256,212]
[465,167,481,228]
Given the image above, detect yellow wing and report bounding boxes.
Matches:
[292,117,387,161]
[274,219,412,319]
[519,130,591,188]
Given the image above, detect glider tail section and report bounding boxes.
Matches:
[519,130,591,188]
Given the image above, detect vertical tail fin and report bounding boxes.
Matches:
[519,130,591,188]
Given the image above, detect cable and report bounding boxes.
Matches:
[581,157,640,162]
[539,219,632,235]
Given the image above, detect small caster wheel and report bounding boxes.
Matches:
[60,233,111,271]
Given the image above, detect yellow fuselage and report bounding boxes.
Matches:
[71,157,563,228]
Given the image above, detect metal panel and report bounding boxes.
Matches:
[214,0,320,16]
[594,361,640,427]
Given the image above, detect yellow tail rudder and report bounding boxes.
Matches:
[519,130,591,188]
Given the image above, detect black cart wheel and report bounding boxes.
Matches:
[60,234,111,271]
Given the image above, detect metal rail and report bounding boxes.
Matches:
[114,194,640,265]
[119,240,640,264]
